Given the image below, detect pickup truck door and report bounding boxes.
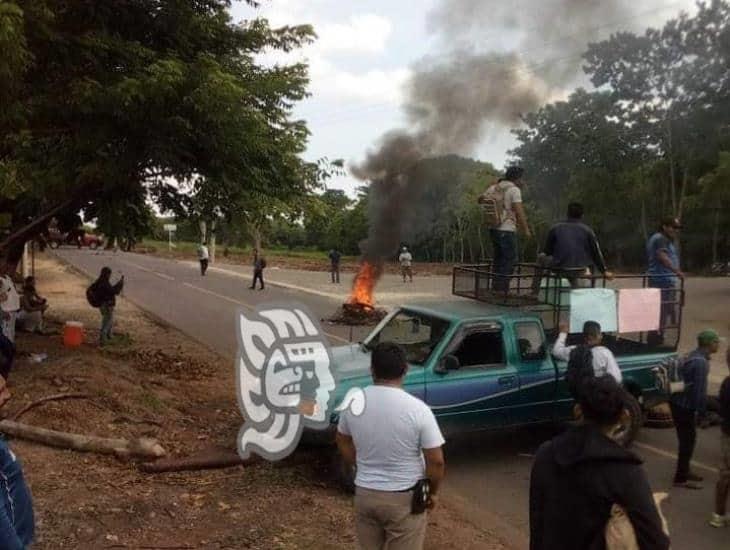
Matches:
[510,321,560,423]
[424,323,521,434]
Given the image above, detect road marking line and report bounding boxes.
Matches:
[152,271,174,281]
[634,441,719,474]
[118,259,175,281]
[182,283,350,344]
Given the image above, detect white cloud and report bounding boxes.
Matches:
[315,14,392,55]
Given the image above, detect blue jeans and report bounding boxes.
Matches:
[100,305,114,344]
[0,440,34,549]
[490,229,517,292]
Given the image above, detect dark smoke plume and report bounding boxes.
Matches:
[352,0,634,263]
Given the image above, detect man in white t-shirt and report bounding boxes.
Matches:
[479,166,532,292]
[398,246,413,283]
[337,342,445,550]
[197,242,210,276]
[552,321,622,383]
[0,270,20,344]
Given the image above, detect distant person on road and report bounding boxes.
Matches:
[18,276,48,333]
[530,375,670,550]
[553,321,622,387]
[197,242,209,276]
[479,166,532,292]
[249,249,266,290]
[328,249,341,284]
[646,217,683,344]
[399,246,413,283]
[90,267,124,346]
[533,202,613,292]
[337,342,445,550]
[710,347,730,528]
[670,329,719,490]
[0,374,35,549]
[0,269,20,344]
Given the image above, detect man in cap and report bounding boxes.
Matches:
[399,246,413,283]
[670,329,720,489]
[646,217,683,344]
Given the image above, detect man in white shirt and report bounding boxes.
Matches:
[197,242,209,276]
[399,246,413,283]
[337,342,446,550]
[552,321,622,383]
[0,270,20,344]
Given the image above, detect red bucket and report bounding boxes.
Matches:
[63,321,84,348]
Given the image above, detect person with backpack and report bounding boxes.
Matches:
[530,375,670,550]
[669,329,719,490]
[553,321,622,394]
[249,249,266,290]
[478,166,532,292]
[87,267,124,346]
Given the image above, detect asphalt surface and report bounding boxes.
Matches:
[55,248,726,549]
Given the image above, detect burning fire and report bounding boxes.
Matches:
[348,261,382,309]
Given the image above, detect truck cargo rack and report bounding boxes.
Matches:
[452,262,684,351]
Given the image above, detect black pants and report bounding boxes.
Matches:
[490,229,517,292]
[199,259,208,276]
[251,270,264,289]
[670,402,696,482]
[331,265,340,283]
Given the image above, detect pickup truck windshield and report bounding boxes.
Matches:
[365,310,450,365]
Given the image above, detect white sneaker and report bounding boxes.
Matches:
[709,513,727,528]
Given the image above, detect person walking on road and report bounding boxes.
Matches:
[646,217,683,344]
[530,375,670,550]
[328,249,341,284]
[670,329,719,489]
[197,242,210,276]
[552,321,622,386]
[336,342,446,550]
[710,348,730,527]
[533,202,613,291]
[90,267,124,346]
[249,249,266,290]
[479,166,532,292]
[399,246,413,283]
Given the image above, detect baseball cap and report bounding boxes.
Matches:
[661,216,682,229]
[697,329,721,346]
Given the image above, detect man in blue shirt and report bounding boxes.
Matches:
[0,375,35,548]
[670,330,720,489]
[646,217,684,344]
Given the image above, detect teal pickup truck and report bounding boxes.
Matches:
[322,265,683,464]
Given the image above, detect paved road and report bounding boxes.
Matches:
[55,248,726,549]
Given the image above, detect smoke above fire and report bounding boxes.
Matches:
[352,0,634,265]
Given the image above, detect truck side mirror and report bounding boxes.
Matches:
[435,354,460,374]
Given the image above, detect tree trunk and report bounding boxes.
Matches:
[712,207,721,265]
[640,198,649,241]
[199,220,207,244]
[478,226,486,261]
[677,167,689,220]
[209,218,217,264]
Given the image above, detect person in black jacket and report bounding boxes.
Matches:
[93,267,124,346]
[530,375,669,550]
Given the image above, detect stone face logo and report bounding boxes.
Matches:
[235,304,336,461]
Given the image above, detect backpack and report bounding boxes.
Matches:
[479,181,514,227]
[86,282,102,308]
[565,345,595,397]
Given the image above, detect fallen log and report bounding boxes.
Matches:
[139,447,258,473]
[12,392,90,421]
[0,419,166,459]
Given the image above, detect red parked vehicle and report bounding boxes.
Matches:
[46,229,103,250]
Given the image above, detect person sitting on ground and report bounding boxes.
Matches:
[17,277,48,333]
[0,374,35,549]
[530,375,670,550]
[552,321,622,383]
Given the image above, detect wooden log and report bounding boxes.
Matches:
[0,419,166,459]
[12,392,90,421]
[139,448,258,473]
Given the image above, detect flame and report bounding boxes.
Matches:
[348,261,382,309]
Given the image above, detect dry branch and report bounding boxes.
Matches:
[12,392,90,421]
[139,448,257,473]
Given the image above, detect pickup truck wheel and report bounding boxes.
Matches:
[89,242,99,250]
[48,241,59,249]
[614,393,643,448]
[331,451,355,494]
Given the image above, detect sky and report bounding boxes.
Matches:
[229,0,699,198]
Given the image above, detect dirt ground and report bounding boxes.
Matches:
[4,256,508,549]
